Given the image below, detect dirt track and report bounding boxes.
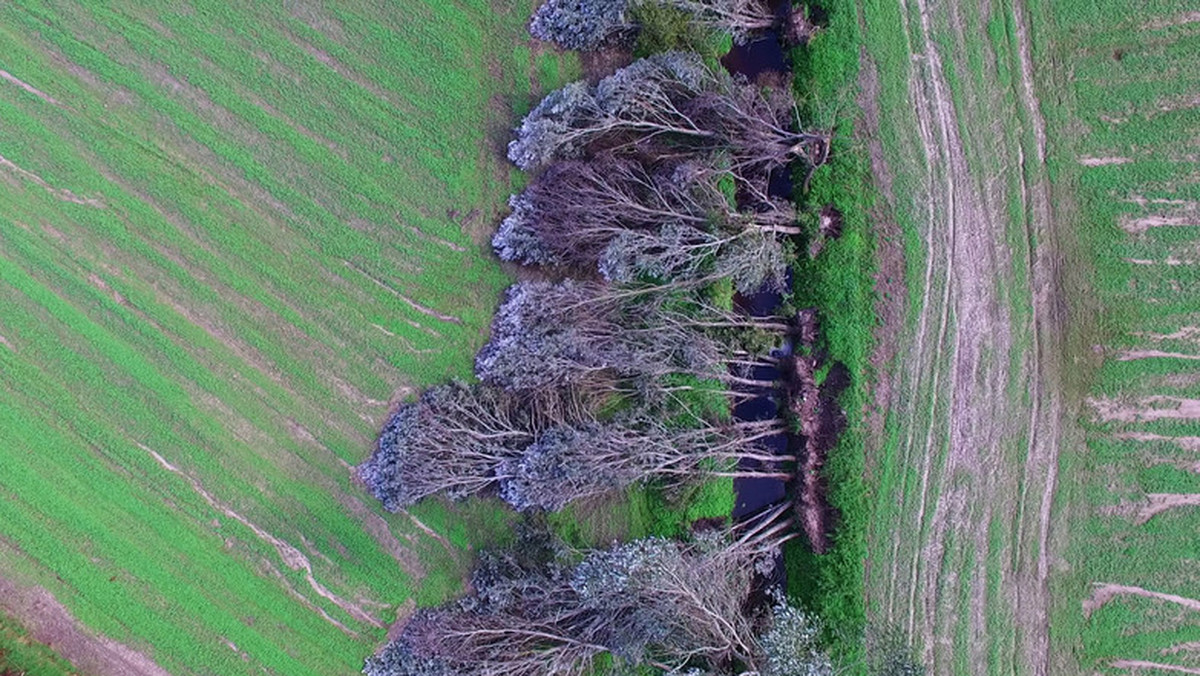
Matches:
[859,0,1068,672]
[0,575,173,676]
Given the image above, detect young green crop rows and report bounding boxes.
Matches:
[0,2,578,674]
[1041,1,1200,671]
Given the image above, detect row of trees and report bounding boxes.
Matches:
[364,513,830,676]
[362,54,822,515]
[358,8,861,675]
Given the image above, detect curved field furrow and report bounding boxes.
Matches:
[858,0,1200,672]
[858,0,1068,671]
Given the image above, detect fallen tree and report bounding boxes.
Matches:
[359,380,789,512]
[498,414,790,511]
[357,383,588,510]
[508,52,826,175]
[529,0,796,49]
[365,509,827,676]
[475,280,794,392]
[493,156,796,291]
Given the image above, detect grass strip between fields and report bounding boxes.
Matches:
[785,0,877,665]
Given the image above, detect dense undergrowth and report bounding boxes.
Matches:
[785,0,875,665]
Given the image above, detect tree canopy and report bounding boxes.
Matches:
[492,156,796,291]
[529,0,782,50]
[508,53,823,176]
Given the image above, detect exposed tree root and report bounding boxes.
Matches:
[785,309,843,554]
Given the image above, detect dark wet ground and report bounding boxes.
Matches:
[722,4,797,523]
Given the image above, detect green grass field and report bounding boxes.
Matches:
[0,2,581,674]
[1036,1,1200,671]
[817,0,1200,671]
[0,614,79,676]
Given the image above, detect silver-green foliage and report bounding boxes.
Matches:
[530,0,634,50]
[759,593,834,676]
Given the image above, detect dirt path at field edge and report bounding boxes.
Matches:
[0,575,174,676]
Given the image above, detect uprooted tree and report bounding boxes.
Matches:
[364,509,829,676]
[530,0,794,49]
[356,383,590,510]
[498,413,790,511]
[492,156,796,291]
[359,380,790,512]
[475,280,794,393]
[507,52,826,174]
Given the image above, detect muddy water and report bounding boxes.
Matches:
[723,3,798,522]
[730,286,791,520]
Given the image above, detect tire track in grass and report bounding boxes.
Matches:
[0,576,172,676]
[863,0,1067,671]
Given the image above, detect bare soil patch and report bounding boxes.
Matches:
[1115,431,1200,451]
[1141,11,1200,30]
[1118,350,1200,361]
[0,153,105,208]
[1120,215,1200,234]
[861,0,1067,671]
[1079,156,1133,166]
[0,576,172,676]
[1135,493,1200,524]
[1090,396,1200,423]
[1111,660,1200,674]
[0,69,61,106]
[1163,642,1200,656]
[1082,583,1200,618]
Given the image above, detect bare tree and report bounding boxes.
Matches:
[508,52,826,174]
[371,510,800,676]
[499,414,791,511]
[476,280,793,392]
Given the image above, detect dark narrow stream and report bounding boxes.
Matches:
[723,0,796,524]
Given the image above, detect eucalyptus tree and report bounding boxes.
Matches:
[530,0,635,50]
[357,383,588,510]
[497,413,790,512]
[528,0,786,49]
[492,156,797,291]
[661,0,778,44]
[508,52,825,174]
[368,509,813,676]
[475,280,792,392]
